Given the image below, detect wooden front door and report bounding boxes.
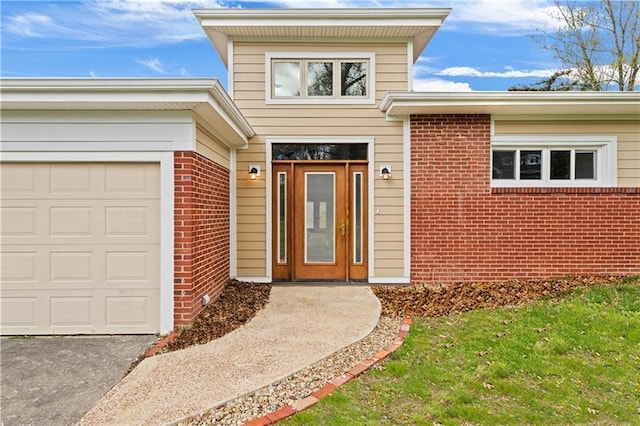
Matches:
[294,164,346,280]
[272,162,367,281]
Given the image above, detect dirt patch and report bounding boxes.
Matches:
[373,275,631,318]
[165,280,271,352]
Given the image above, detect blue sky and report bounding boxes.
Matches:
[1,0,564,91]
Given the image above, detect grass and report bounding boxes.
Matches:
[284,278,640,425]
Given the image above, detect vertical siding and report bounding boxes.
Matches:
[233,41,408,279]
[494,120,640,187]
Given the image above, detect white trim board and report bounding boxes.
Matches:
[229,149,238,278]
[1,151,175,335]
[402,117,411,281]
[369,277,411,285]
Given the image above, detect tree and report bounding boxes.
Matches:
[509,69,588,91]
[535,0,639,91]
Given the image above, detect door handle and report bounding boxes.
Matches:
[338,220,346,236]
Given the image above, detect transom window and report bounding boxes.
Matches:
[266,53,375,105]
[491,137,617,188]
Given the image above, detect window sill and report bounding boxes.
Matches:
[491,187,638,195]
[265,98,375,105]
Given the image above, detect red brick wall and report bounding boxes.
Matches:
[411,114,640,284]
[174,151,230,326]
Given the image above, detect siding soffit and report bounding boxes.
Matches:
[193,8,451,66]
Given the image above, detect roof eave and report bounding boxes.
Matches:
[193,8,451,66]
[380,91,640,117]
[0,78,255,148]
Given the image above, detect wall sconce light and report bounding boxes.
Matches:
[380,165,392,180]
[249,165,260,180]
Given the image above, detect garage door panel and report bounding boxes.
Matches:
[0,163,39,194]
[0,251,38,282]
[50,296,93,327]
[1,162,160,335]
[105,295,153,327]
[0,296,38,329]
[1,206,37,236]
[50,206,93,236]
[49,163,94,194]
[105,204,159,240]
[50,251,94,283]
[105,163,160,197]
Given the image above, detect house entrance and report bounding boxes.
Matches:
[271,145,367,281]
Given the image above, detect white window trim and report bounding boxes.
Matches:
[491,136,617,188]
[265,52,376,105]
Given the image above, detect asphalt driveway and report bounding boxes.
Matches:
[0,335,157,426]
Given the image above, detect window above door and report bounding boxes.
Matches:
[266,52,376,105]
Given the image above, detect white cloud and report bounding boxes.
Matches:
[437,66,556,78]
[413,78,473,92]
[443,0,557,35]
[4,0,226,46]
[136,58,166,73]
[89,71,97,77]
[180,68,189,76]
[3,0,560,48]
[5,13,54,37]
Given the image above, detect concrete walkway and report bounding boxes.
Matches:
[80,285,381,425]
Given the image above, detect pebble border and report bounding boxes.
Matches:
[244,316,413,426]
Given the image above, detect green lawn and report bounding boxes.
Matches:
[284,278,640,425]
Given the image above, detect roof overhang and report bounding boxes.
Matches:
[380,91,640,117]
[194,8,451,66]
[0,78,255,148]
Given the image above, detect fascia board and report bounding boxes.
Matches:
[0,78,220,91]
[1,78,255,146]
[380,91,640,116]
[193,8,451,21]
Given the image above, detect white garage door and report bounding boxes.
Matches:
[0,162,160,334]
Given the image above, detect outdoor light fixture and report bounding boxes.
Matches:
[248,165,260,180]
[380,166,391,180]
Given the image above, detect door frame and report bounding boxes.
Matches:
[272,161,368,281]
[266,137,374,282]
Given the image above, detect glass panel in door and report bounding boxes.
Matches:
[305,172,335,263]
[294,164,346,280]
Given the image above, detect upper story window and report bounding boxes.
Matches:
[491,136,617,188]
[266,52,375,105]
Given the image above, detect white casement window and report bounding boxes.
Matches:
[490,136,617,188]
[266,52,375,105]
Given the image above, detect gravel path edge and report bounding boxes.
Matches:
[244,316,413,426]
[174,315,411,426]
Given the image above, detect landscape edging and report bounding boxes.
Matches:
[244,315,413,426]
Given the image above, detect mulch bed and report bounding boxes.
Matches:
[373,275,629,318]
[128,275,635,374]
[165,280,271,352]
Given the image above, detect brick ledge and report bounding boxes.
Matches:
[491,187,638,194]
[245,316,413,426]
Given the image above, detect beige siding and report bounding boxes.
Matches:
[195,125,230,169]
[495,120,640,187]
[234,41,408,279]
